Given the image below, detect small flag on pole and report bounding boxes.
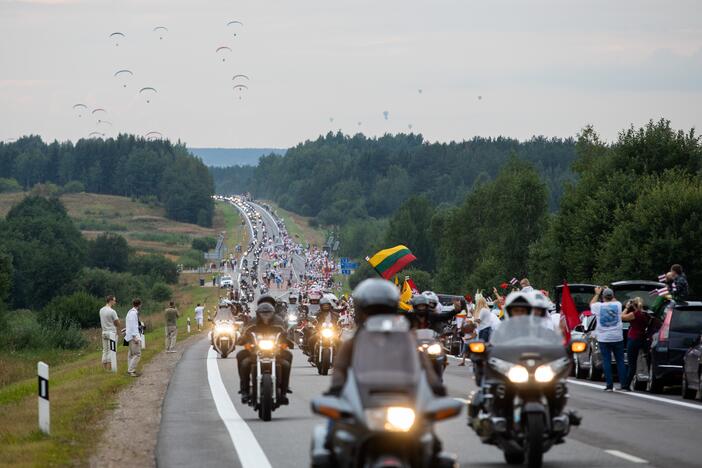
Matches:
[509,277,519,286]
[658,273,667,282]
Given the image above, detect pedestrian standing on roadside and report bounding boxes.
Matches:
[590,287,626,391]
[475,296,493,342]
[99,295,120,371]
[194,303,204,331]
[125,298,143,377]
[165,301,180,353]
[620,297,647,391]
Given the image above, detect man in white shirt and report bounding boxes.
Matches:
[125,298,143,377]
[194,303,205,331]
[590,287,626,392]
[99,295,120,371]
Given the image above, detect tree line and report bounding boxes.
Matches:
[0,135,215,227]
[350,119,702,295]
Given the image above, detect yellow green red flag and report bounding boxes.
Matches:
[365,245,417,280]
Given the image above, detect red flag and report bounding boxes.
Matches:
[561,282,580,341]
[406,277,419,294]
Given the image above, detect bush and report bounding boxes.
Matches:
[191,236,217,252]
[42,291,103,328]
[87,232,130,271]
[0,178,22,193]
[178,249,205,269]
[128,254,179,284]
[70,268,148,305]
[0,309,86,350]
[30,182,61,197]
[78,219,128,231]
[62,180,85,193]
[150,282,172,302]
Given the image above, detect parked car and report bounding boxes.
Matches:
[571,281,663,381]
[682,335,702,400]
[636,300,702,393]
[220,275,234,288]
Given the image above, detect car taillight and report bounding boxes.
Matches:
[658,308,673,342]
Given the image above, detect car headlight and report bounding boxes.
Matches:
[321,328,334,338]
[365,407,415,432]
[534,364,555,383]
[506,365,529,383]
[258,339,275,351]
[427,343,442,355]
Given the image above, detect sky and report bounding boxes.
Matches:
[1,0,701,147]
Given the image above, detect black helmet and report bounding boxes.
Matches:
[352,278,399,324]
[257,294,276,307]
[256,302,275,324]
[410,294,431,318]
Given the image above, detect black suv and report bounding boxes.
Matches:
[635,300,702,393]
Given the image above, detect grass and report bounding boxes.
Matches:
[0,273,222,467]
[214,201,250,255]
[262,200,326,247]
[0,192,215,259]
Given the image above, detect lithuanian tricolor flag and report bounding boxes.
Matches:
[365,245,416,280]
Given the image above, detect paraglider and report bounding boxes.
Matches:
[216,46,232,62]
[232,74,250,82]
[153,26,168,40]
[383,111,389,120]
[227,20,243,36]
[114,69,133,88]
[73,103,88,118]
[478,95,483,100]
[418,89,423,94]
[97,120,113,127]
[91,108,107,116]
[139,87,157,104]
[329,117,334,123]
[109,32,125,46]
[88,131,105,138]
[144,131,163,140]
[408,124,413,130]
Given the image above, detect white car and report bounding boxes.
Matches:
[220,275,234,288]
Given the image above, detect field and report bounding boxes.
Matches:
[0,192,215,260]
[213,200,250,255]
[262,200,326,247]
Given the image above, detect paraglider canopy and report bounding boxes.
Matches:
[73,103,88,118]
[383,111,389,120]
[109,32,125,46]
[216,46,232,62]
[153,26,168,40]
[139,87,157,103]
[227,20,244,36]
[114,69,133,88]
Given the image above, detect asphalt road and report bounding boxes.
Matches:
[156,202,702,468]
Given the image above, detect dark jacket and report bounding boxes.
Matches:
[238,316,289,346]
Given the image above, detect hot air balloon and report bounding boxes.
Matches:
[383,111,389,120]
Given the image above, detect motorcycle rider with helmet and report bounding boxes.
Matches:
[307,295,340,362]
[407,292,461,332]
[237,300,293,404]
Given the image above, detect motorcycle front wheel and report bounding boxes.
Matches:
[525,413,544,468]
[259,374,273,421]
[320,348,331,376]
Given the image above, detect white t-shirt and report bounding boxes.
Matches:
[194,306,204,319]
[99,306,118,333]
[477,307,493,332]
[591,301,623,343]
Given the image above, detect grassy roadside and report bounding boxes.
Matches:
[214,200,250,255]
[261,200,325,247]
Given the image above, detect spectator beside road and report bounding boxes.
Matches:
[458,321,477,366]
[165,301,180,353]
[520,278,534,293]
[621,297,647,391]
[669,264,689,301]
[475,296,493,342]
[125,299,143,377]
[590,287,626,392]
[194,303,204,331]
[99,295,120,371]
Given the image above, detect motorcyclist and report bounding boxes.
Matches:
[307,296,340,362]
[236,301,293,404]
[407,293,461,331]
[327,278,446,397]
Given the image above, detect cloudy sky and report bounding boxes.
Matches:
[1,0,701,147]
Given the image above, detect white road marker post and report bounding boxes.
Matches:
[187,317,191,334]
[108,332,118,373]
[37,361,50,434]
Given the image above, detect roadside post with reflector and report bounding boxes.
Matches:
[38,361,50,434]
[187,317,191,334]
[109,332,117,372]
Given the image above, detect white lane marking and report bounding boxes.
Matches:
[605,450,648,464]
[206,348,272,468]
[567,378,702,411]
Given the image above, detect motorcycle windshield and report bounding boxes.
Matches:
[352,329,420,403]
[214,306,235,322]
[415,329,438,341]
[489,316,565,361]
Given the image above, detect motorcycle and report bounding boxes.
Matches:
[310,315,461,468]
[467,316,585,468]
[246,332,285,421]
[210,319,240,358]
[415,328,447,380]
[314,320,338,375]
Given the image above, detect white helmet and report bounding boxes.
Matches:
[528,290,550,317]
[503,291,533,317]
[421,291,440,311]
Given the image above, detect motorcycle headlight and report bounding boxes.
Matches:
[365,407,415,432]
[321,328,334,338]
[534,364,555,383]
[258,339,275,351]
[427,343,442,355]
[506,365,529,383]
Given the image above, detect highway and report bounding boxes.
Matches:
[156,200,702,468]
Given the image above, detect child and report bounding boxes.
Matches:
[458,321,478,366]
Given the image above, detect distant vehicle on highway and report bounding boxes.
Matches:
[682,334,702,400]
[220,275,234,288]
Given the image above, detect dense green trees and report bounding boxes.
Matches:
[0,135,215,226]
[87,232,130,272]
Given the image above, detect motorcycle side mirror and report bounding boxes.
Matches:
[425,397,463,422]
[570,340,587,354]
[311,396,353,420]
